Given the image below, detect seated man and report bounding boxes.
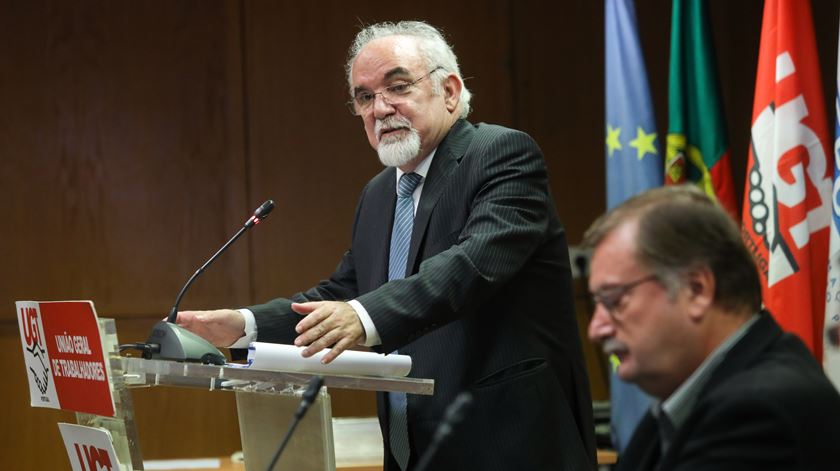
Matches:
[585,185,840,470]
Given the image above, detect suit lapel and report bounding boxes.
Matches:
[697,311,780,397]
[369,168,398,287]
[406,120,473,274]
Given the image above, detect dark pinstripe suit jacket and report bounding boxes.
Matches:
[248,120,596,470]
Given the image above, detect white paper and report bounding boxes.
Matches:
[240,342,411,377]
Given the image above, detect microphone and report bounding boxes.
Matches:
[143,200,275,365]
[266,376,324,471]
[414,391,473,471]
[246,200,276,229]
[294,374,325,419]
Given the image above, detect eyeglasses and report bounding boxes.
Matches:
[590,274,659,318]
[348,66,444,116]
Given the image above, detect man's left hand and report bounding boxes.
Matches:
[293,301,364,364]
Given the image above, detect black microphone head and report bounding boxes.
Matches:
[303,375,324,403]
[294,375,324,420]
[254,199,275,220]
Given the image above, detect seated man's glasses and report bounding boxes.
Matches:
[590,274,659,318]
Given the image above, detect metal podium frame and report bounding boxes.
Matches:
[78,319,434,471]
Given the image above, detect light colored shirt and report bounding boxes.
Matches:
[229,151,436,349]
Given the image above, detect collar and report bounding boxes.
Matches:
[395,148,436,185]
[654,313,761,434]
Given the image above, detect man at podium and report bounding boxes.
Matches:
[177,20,596,471]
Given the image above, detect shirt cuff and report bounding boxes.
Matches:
[348,299,381,347]
[227,308,257,348]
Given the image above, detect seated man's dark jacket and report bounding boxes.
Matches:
[617,311,840,471]
[240,120,597,470]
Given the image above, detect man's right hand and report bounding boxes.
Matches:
[174,309,246,348]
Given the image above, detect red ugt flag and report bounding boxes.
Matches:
[742,0,833,360]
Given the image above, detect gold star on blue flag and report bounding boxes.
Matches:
[606,0,663,210]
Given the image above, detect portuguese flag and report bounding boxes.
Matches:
[665,0,738,219]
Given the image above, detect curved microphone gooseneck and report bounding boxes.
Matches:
[166,200,275,323]
[141,200,275,365]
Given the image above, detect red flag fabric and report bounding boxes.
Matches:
[741,0,833,359]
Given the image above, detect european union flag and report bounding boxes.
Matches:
[604,0,661,452]
[606,0,662,209]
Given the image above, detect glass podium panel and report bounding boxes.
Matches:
[235,389,334,471]
[95,319,434,471]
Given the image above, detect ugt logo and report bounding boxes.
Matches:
[745,51,832,287]
[73,443,114,471]
[20,306,50,395]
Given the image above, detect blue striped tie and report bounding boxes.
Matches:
[388,171,422,470]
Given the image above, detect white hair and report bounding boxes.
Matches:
[345,21,472,118]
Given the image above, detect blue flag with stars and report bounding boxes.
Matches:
[604,0,661,453]
[606,0,662,208]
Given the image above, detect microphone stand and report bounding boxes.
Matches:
[266,376,325,471]
[414,391,473,471]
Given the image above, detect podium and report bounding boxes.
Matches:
[80,319,434,471]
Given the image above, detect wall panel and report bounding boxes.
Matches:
[0,0,249,319]
[1,0,249,467]
[510,0,605,243]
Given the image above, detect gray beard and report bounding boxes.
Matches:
[376,126,421,167]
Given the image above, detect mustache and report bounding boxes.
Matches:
[375,116,413,141]
[602,337,628,357]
